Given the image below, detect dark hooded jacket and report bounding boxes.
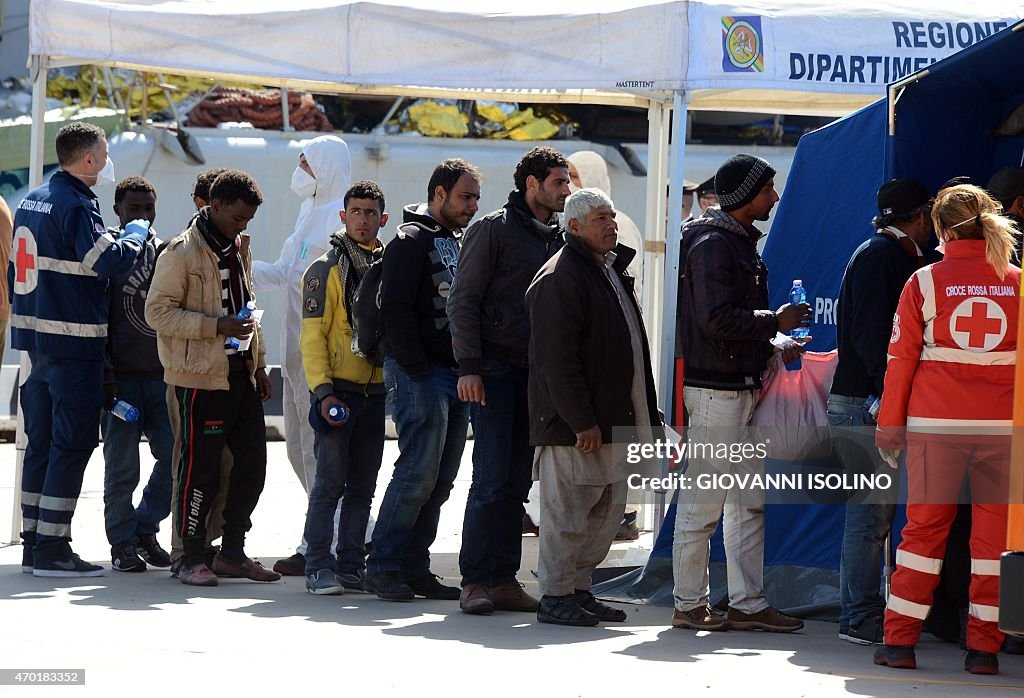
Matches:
[380,204,462,377]
[676,207,777,390]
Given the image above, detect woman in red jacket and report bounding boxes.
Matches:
[874,184,1019,675]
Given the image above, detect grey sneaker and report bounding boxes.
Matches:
[306,569,344,595]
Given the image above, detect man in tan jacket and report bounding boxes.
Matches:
[146,169,278,587]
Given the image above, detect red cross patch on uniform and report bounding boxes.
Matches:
[12,225,38,295]
[949,297,1006,352]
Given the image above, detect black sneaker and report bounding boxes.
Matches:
[33,544,105,578]
[336,569,367,592]
[169,557,183,578]
[21,543,32,574]
[845,614,884,645]
[406,573,461,600]
[365,571,415,601]
[111,542,147,572]
[136,534,172,568]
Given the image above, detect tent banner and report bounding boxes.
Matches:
[687,1,1023,95]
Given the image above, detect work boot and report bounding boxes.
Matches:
[964,649,999,675]
[873,645,917,670]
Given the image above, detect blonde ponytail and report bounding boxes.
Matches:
[932,184,1020,279]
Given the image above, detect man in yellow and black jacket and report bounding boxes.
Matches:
[299,180,387,595]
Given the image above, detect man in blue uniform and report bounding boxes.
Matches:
[9,122,147,577]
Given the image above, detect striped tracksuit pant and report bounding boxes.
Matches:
[174,368,267,565]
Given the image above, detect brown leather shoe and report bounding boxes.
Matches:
[211,553,282,582]
[460,584,494,615]
[488,581,539,612]
[727,606,803,632]
[672,605,728,630]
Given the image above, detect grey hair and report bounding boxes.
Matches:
[564,187,614,228]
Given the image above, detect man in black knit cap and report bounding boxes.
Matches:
[671,154,809,633]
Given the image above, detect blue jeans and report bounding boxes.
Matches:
[303,391,386,575]
[827,394,897,631]
[368,359,470,579]
[459,361,533,586]
[101,377,174,546]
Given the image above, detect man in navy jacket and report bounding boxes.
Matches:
[10,122,146,577]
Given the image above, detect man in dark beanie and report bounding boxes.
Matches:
[671,153,809,632]
[828,177,931,645]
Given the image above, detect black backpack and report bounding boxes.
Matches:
[350,258,386,367]
[349,220,436,367]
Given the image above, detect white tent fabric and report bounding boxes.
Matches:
[29,0,688,92]
[29,0,1024,115]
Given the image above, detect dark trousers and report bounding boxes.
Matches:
[174,370,267,564]
[303,391,386,575]
[459,362,533,586]
[21,353,103,553]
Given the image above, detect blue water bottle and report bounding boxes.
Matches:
[110,398,140,423]
[328,404,349,424]
[790,279,809,339]
[228,301,256,349]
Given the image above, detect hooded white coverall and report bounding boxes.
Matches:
[252,135,351,554]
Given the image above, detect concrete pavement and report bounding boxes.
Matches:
[0,442,1021,697]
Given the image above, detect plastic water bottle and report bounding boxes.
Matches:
[110,398,139,423]
[327,404,349,424]
[229,301,256,349]
[790,279,809,339]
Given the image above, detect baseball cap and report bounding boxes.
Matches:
[877,178,929,217]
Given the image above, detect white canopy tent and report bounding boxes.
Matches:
[13,0,1023,542]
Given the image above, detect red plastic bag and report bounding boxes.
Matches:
[751,350,838,461]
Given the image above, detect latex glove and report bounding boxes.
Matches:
[123,218,151,236]
[878,447,900,470]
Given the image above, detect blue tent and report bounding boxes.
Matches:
[597,20,1024,614]
[765,20,1024,342]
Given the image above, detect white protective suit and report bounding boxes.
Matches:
[567,151,645,304]
[252,135,351,554]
